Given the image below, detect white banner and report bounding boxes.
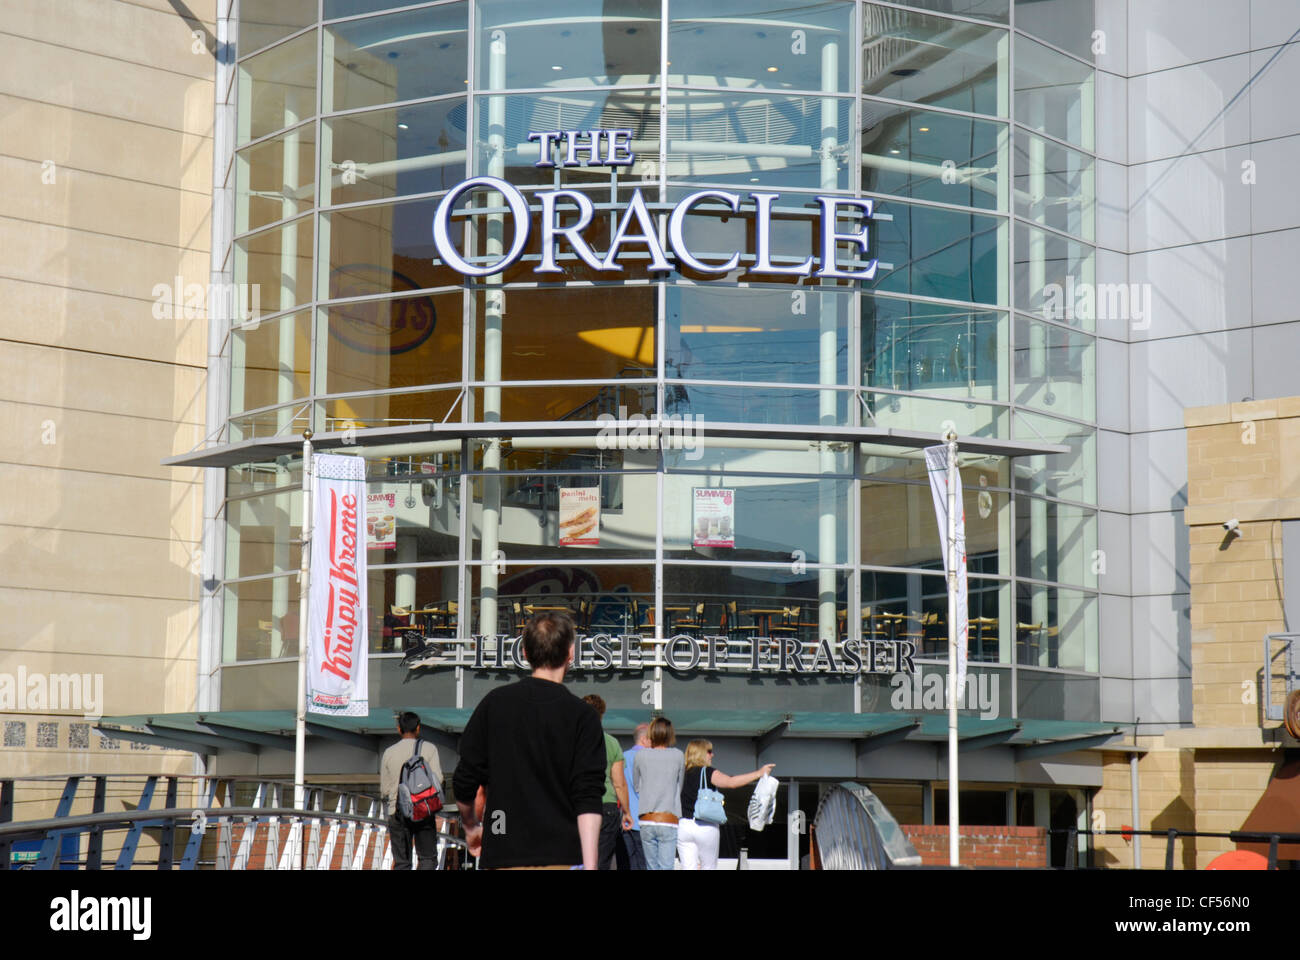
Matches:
[308,454,369,716]
[924,445,968,689]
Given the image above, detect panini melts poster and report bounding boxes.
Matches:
[559,487,601,546]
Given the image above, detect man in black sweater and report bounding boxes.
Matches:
[452,613,605,869]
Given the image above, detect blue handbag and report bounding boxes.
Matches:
[692,766,727,826]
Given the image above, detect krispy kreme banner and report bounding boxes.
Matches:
[308,454,370,716]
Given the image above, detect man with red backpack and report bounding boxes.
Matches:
[380,712,444,869]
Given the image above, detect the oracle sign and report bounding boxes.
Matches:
[431,127,878,281]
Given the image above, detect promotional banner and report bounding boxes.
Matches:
[558,487,600,545]
[924,445,968,689]
[693,488,735,547]
[308,454,369,716]
[366,491,396,551]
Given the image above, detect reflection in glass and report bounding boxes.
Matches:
[863,295,1007,400]
[870,200,1006,305]
[862,391,1010,439]
[1013,313,1094,421]
[861,569,1008,663]
[230,310,312,415]
[236,124,316,235]
[1014,0,1095,62]
[226,490,303,579]
[323,291,463,396]
[234,216,314,315]
[666,384,850,426]
[223,576,298,661]
[238,31,317,144]
[1016,498,1097,589]
[667,285,849,385]
[862,99,1007,211]
[1014,128,1094,241]
[326,4,469,113]
[1015,582,1097,671]
[324,98,467,205]
[668,1,853,92]
[323,388,463,432]
[1014,33,1093,150]
[1014,221,1094,327]
[861,3,1008,118]
[477,0,661,89]
[366,564,461,653]
[325,197,460,297]
[240,0,317,55]
[1012,409,1096,504]
[861,481,1009,576]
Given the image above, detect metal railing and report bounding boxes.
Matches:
[0,775,467,871]
[1048,826,1300,871]
[1262,632,1297,726]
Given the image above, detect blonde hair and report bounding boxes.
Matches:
[684,739,713,770]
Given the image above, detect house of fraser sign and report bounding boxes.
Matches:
[430,128,880,280]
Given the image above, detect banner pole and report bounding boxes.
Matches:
[946,429,959,868]
[293,429,314,869]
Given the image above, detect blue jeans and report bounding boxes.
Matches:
[639,823,678,870]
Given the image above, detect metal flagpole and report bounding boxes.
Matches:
[293,429,314,869]
[946,429,959,868]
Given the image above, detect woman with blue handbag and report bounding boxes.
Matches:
[678,740,774,870]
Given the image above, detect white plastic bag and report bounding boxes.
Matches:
[747,774,779,831]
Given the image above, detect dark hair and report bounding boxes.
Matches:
[523,613,576,669]
[648,716,675,747]
[583,693,606,718]
[397,711,421,734]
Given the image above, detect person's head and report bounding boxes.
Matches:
[633,722,650,747]
[397,711,421,737]
[684,739,713,769]
[648,717,675,748]
[523,612,576,670]
[582,693,606,718]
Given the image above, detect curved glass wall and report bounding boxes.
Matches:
[223,0,1101,720]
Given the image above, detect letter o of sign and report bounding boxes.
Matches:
[431,175,531,277]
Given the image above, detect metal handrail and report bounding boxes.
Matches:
[1046,825,1300,871]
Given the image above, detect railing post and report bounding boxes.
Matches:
[1165,829,1176,871]
[1268,835,1279,870]
[1066,827,1077,870]
[0,779,13,870]
[86,776,107,870]
[159,777,179,870]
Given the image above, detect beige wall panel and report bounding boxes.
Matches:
[0,157,211,252]
[0,463,202,541]
[0,94,212,194]
[0,33,214,134]
[0,526,199,600]
[0,341,205,424]
[0,650,192,715]
[1,0,216,79]
[0,730,193,779]
[0,402,204,480]
[0,586,195,661]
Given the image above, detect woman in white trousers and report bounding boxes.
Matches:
[678,739,774,870]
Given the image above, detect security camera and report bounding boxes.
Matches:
[1222,519,1240,535]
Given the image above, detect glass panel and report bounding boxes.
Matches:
[325,196,461,296]
[365,473,460,564]
[664,473,850,562]
[861,3,1009,118]
[1016,497,1097,588]
[1014,220,1094,328]
[1014,128,1093,241]
[862,99,1007,211]
[473,286,656,381]
[468,383,657,425]
[861,480,1009,576]
[229,404,313,444]
[1014,0,1095,62]
[1016,668,1099,721]
[870,199,1007,305]
[227,459,304,498]
[665,442,852,474]
[323,98,467,205]
[367,565,460,653]
[477,0,661,89]
[223,576,298,661]
[889,0,1009,22]
[326,4,469,113]
[860,446,1010,489]
[859,569,1009,663]
[322,387,463,431]
[665,90,852,191]
[1014,33,1093,150]
[230,310,312,415]
[1014,583,1097,671]
[238,31,317,145]
[663,564,850,624]
[240,0,318,55]
[323,291,463,396]
[1012,410,1095,504]
[235,216,315,314]
[474,91,661,187]
[667,1,854,92]
[863,295,1007,401]
[666,383,851,426]
[467,561,655,636]
[1013,313,1094,421]
[226,489,302,579]
[667,285,849,385]
[236,123,317,235]
[862,392,1011,438]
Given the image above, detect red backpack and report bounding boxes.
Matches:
[396,739,444,823]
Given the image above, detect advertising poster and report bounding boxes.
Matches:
[559,487,600,546]
[366,491,396,551]
[693,488,735,547]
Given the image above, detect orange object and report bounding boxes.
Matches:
[1206,850,1269,870]
[1120,824,1133,843]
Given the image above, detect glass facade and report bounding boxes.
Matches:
[221,0,1099,722]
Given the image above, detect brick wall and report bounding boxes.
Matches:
[901,825,1047,868]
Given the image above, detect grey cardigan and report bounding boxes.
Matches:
[632,746,684,819]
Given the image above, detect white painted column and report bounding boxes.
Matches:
[817,36,840,644]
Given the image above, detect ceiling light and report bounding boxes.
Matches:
[918,126,929,132]
[889,148,900,154]
[552,65,563,70]
[766,66,779,72]
[397,122,409,130]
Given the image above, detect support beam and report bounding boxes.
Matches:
[957,723,1023,752]
[96,724,212,755]
[197,720,296,751]
[304,722,377,752]
[855,719,921,754]
[756,715,793,753]
[1015,730,1124,762]
[147,723,258,754]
